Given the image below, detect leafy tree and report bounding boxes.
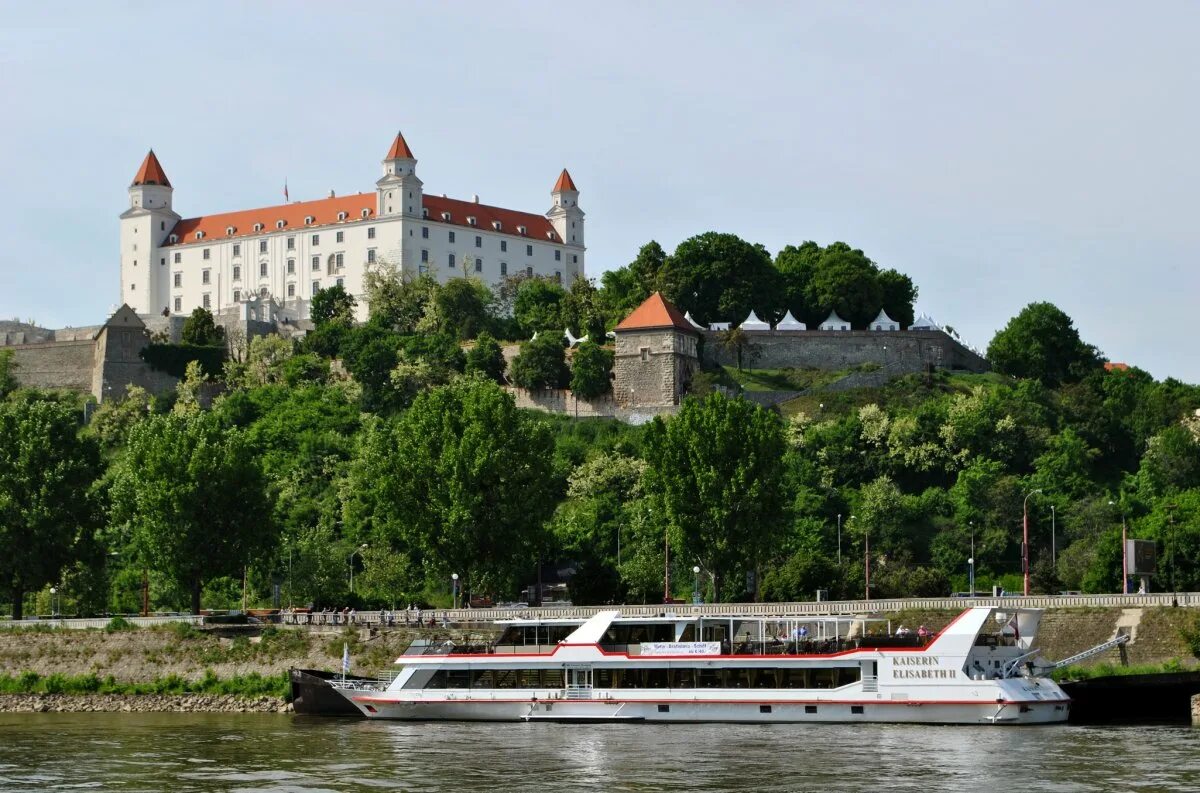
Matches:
[596,242,666,325]
[803,243,883,328]
[570,341,613,398]
[987,302,1102,386]
[0,397,101,619]
[562,276,606,340]
[774,242,821,325]
[1134,425,1200,498]
[877,268,918,329]
[465,332,507,383]
[363,263,440,333]
[86,385,151,453]
[510,333,568,390]
[1138,489,1200,592]
[310,284,358,329]
[180,307,225,346]
[658,232,777,325]
[342,379,557,597]
[514,278,568,335]
[434,278,492,340]
[0,350,17,398]
[340,325,402,413]
[644,393,787,599]
[108,412,275,614]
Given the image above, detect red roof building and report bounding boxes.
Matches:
[614,292,697,334]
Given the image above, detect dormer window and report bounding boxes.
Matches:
[169,234,178,244]
[492,221,502,231]
[467,216,477,226]
[517,225,527,235]
[276,220,286,229]
[253,223,263,233]
[441,211,451,222]
[337,211,347,221]
[361,209,370,218]
[422,208,429,218]
[194,231,204,240]
[225,226,236,236]
[546,232,555,240]
[304,216,314,226]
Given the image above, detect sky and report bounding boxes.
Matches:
[2,2,1198,381]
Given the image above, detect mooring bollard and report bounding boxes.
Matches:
[1192,693,1200,727]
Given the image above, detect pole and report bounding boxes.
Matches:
[1022,489,1041,596]
[141,570,149,617]
[837,514,842,566]
[864,529,871,601]
[1051,506,1057,570]
[241,566,247,613]
[1122,513,1128,595]
[663,530,671,603]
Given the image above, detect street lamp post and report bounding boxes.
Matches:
[451,573,459,609]
[864,525,871,601]
[967,557,974,599]
[693,566,701,604]
[1050,505,1057,571]
[49,587,58,619]
[348,544,367,593]
[1022,489,1042,596]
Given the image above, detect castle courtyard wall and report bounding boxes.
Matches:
[700,330,989,374]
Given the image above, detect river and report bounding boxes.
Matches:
[1,713,1198,792]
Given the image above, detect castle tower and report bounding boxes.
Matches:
[547,169,584,266]
[119,150,179,315]
[376,130,422,218]
[612,292,699,408]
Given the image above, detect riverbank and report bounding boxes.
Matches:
[0,693,289,713]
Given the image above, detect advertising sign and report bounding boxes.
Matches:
[1126,539,1157,575]
[640,642,722,656]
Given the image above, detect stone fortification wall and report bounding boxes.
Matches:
[701,330,989,374]
[506,386,671,425]
[613,328,699,408]
[7,340,96,393]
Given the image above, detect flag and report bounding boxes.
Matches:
[284,180,289,202]
[342,642,350,675]
[1008,614,1021,642]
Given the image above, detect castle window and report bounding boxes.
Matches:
[448,253,455,268]
[202,293,211,309]
[203,248,211,260]
[287,236,295,250]
[361,209,370,219]
[526,266,533,277]
[195,231,204,240]
[232,243,241,257]
[467,216,477,226]
[517,225,527,235]
[421,249,429,263]
[174,297,181,312]
[526,245,533,256]
[130,283,135,290]
[312,280,320,294]
[368,227,376,239]
[441,212,451,222]
[169,234,179,244]
[546,232,555,240]
[287,283,295,298]
[573,254,578,264]
[500,240,507,252]
[555,250,561,261]
[448,231,456,243]
[304,216,314,225]
[173,272,182,288]
[311,234,319,246]
[259,288,268,298]
[422,208,429,218]
[475,235,482,248]
[277,220,286,229]
[226,226,236,236]
[501,262,507,276]
[312,256,319,271]
[287,259,295,274]
[253,223,263,233]
[260,262,268,278]
[422,226,429,239]
[259,240,268,254]
[492,221,501,231]
[555,271,561,283]
[336,231,344,243]
[233,290,241,302]
[160,258,165,266]
[161,221,165,230]
[173,252,181,263]
[367,249,376,263]
[336,278,344,288]
[233,265,241,281]
[475,258,482,273]
[640,347,649,362]
[337,212,347,222]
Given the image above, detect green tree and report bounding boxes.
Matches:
[596,241,667,326]
[803,242,883,328]
[510,334,568,390]
[658,232,777,325]
[465,332,506,383]
[514,278,568,335]
[434,278,492,340]
[108,412,276,614]
[987,302,1102,386]
[1134,425,1200,498]
[569,341,613,399]
[877,268,918,329]
[562,276,606,340]
[363,264,440,333]
[0,397,101,619]
[311,284,358,329]
[180,308,225,346]
[644,393,787,599]
[342,379,557,597]
[86,385,152,453]
[0,350,17,398]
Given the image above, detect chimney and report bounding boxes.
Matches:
[329,189,335,198]
[473,194,480,203]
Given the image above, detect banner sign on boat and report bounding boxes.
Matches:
[640,642,722,656]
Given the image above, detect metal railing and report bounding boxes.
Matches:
[0,614,205,631]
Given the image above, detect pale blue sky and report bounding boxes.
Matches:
[2,2,1197,380]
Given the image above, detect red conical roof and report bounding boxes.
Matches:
[132,150,170,187]
[385,131,415,160]
[552,168,578,192]
[614,292,697,333]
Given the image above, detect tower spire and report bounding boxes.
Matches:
[552,168,578,192]
[385,131,415,160]
[131,149,170,187]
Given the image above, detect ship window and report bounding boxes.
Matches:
[759,705,772,714]
[657,704,670,713]
[851,705,864,715]
[805,705,818,714]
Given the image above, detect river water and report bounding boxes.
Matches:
[1,713,1198,792]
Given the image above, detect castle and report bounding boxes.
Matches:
[119,131,585,324]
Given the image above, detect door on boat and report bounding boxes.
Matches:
[566,665,593,700]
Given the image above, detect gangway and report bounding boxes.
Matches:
[1033,632,1131,674]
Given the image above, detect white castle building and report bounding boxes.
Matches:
[118,131,585,323]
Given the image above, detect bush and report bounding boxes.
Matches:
[141,343,225,378]
[510,334,568,390]
[569,341,613,399]
[104,616,136,633]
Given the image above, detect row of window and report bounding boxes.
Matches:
[176,254,352,287]
[177,227,378,263]
[423,667,862,690]
[419,227,571,261]
[172,278,343,314]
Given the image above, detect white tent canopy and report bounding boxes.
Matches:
[740,310,770,331]
[911,313,940,331]
[871,309,899,331]
[819,310,851,331]
[775,310,806,331]
[683,311,706,330]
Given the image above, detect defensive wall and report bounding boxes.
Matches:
[701,329,990,374]
[505,386,672,425]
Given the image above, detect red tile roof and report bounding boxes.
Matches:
[553,168,578,192]
[385,131,415,160]
[1105,362,1130,372]
[132,150,170,187]
[164,193,560,247]
[614,292,696,333]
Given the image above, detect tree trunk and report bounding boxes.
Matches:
[11,587,23,621]
[190,578,202,616]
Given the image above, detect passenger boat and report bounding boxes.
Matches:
[331,606,1069,724]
